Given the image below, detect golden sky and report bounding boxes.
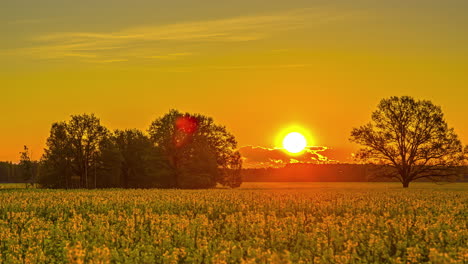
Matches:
[1,0,468,162]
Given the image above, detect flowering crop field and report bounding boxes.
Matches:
[0,183,467,263]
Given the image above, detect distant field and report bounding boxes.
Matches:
[0,183,28,189]
[0,183,466,263]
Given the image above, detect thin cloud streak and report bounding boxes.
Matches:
[3,8,357,62]
[35,10,305,42]
[210,64,314,70]
[7,19,43,25]
[129,63,313,73]
[145,53,193,60]
[85,59,129,64]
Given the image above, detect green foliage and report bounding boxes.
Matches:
[0,183,466,263]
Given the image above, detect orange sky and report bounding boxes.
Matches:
[1,0,467,163]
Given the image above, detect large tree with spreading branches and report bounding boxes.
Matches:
[350,96,466,187]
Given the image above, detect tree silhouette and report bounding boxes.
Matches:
[148,109,242,188]
[95,136,122,188]
[19,145,38,188]
[350,96,466,187]
[112,129,172,188]
[41,122,74,188]
[113,129,150,188]
[41,114,110,188]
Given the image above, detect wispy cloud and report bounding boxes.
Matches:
[209,64,313,71]
[145,53,193,60]
[84,59,129,64]
[7,19,43,25]
[3,8,354,63]
[35,10,306,43]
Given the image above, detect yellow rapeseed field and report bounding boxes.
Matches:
[0,183,466,263]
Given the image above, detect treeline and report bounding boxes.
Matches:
[0,162,27,183]
[21,110,242,189]
[0,146,39,185]
[242,163,468,182]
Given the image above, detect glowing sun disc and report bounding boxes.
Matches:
[282,132,307,153]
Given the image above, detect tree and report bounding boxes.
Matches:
[40,122,73,188]
[217,150,242,188]
[112,129,171,188]
[94,136,122,188]
[350,96,466,187]
[113,129,148,188]
[177,137,219,189]
[41,114,110,188]
[19,145,38,188]
[148,109,242,188]
[67,114,109,188]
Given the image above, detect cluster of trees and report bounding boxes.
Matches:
[0,162,20,183]
[0,146,39,187]
[9,96,467,189]
[0,161,29,183]
[36,110,242,189]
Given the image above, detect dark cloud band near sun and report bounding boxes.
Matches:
[238,145,340,168]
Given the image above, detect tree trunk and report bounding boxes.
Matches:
[401,171,410,188]
[94,161,97,189]
[85,160,88,189]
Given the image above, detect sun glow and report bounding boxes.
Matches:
[275,125,314,155]
[282,132,307,153]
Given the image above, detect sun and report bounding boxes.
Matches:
[275,124,314,154]
[282,132,307,154]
